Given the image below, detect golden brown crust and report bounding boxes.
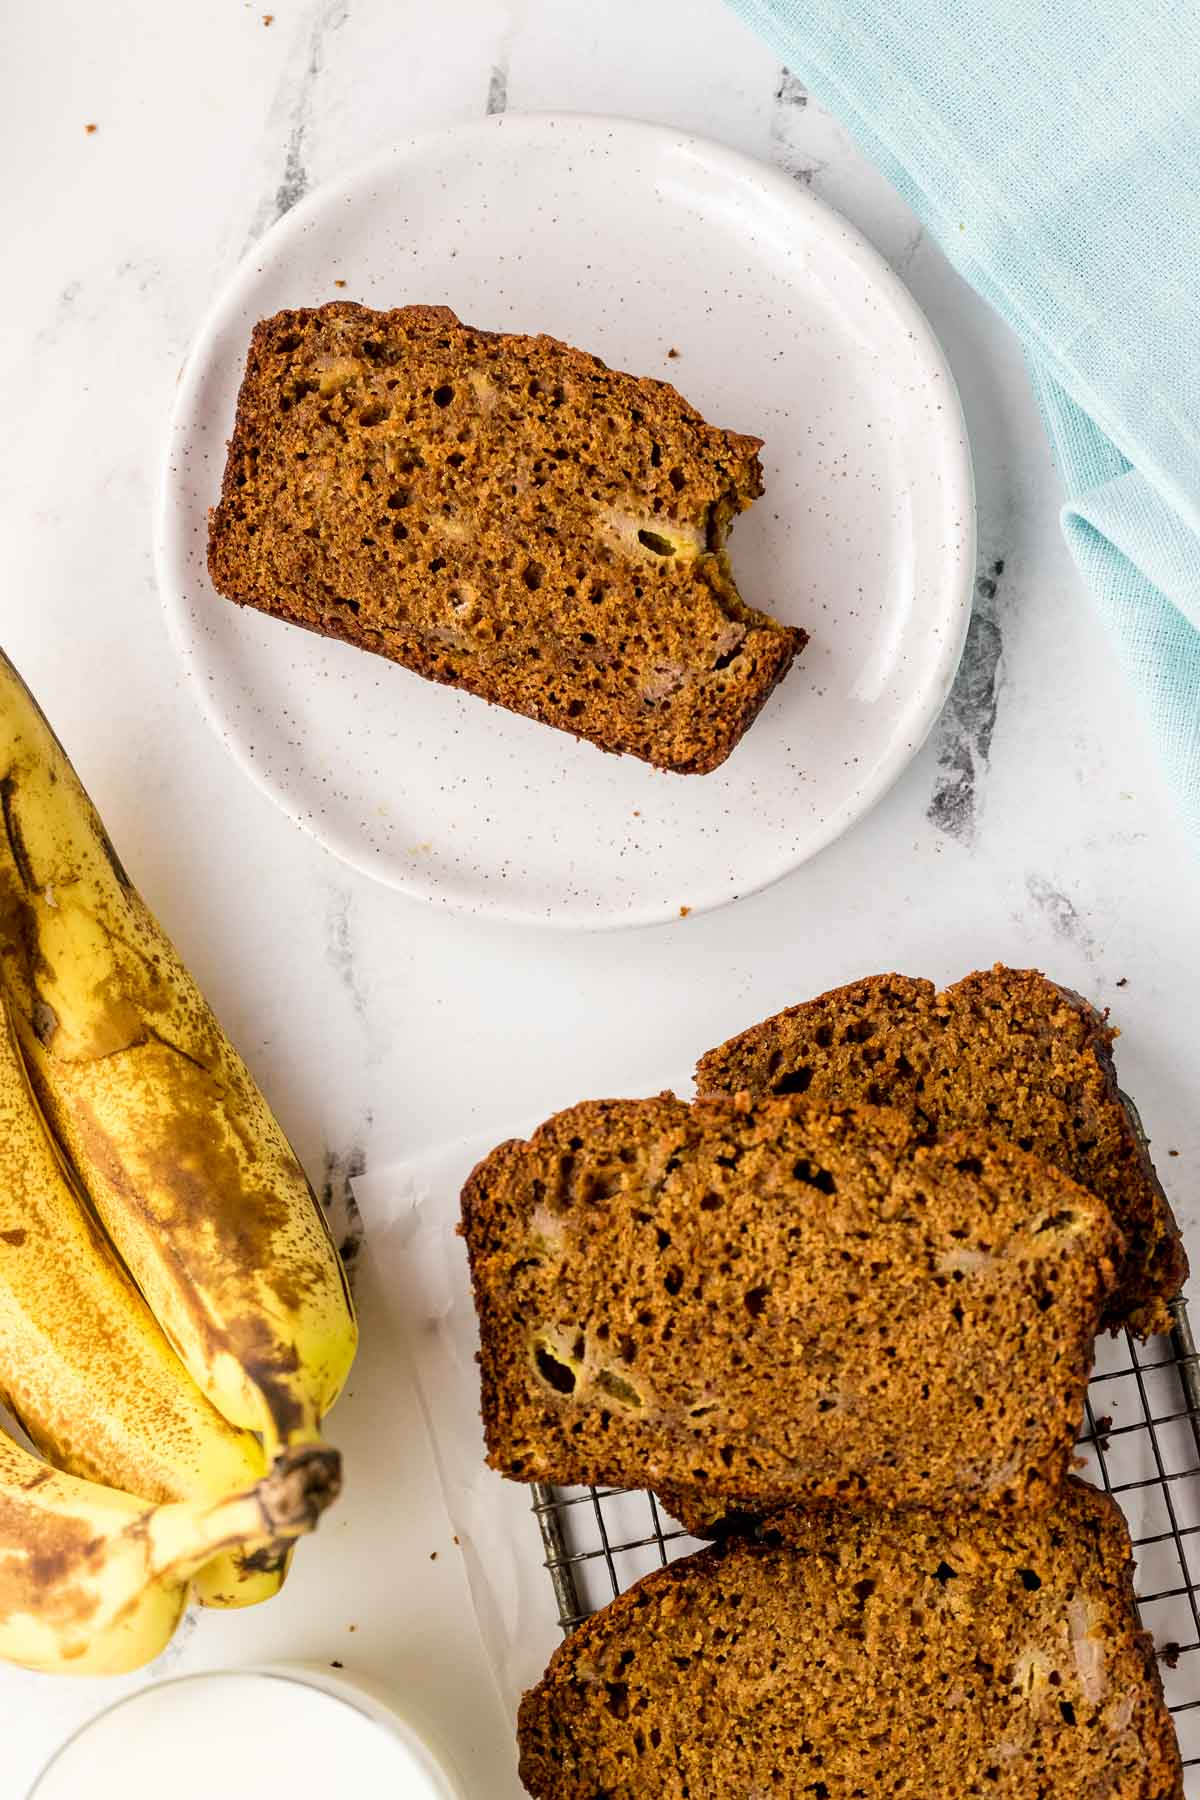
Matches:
[695,965,1186,1335]
[517,1478,1183,1798]
[208,303,804,773]
[461,1094,1120,1515]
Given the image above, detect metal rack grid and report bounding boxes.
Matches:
[529,1308,1200,1772]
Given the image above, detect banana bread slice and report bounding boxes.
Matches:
[460,1094,1119,1514]
[207,303,804,774]
[696,966,1186,1336]
[517,1478,1183,1799]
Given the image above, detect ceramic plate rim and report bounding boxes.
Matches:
[155,111,975,931]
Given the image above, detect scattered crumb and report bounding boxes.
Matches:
[1169,1148,1180,1157]
[453,1534,460,1546]
[632,809,641,817]
[430,1550,438,1561]
[1161,1641,1182,1669]
[84,123,98,134]
[347,1623,357,1633]
[330,1659,343,1669]
[667,347,680,359]
[679,905,691,918]
[263,11,274,21]
[1115,977,1128,987]
[334,278,347,288]
[1093,1414,1113,1451]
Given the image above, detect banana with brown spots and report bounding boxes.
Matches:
[0,1426,339,1674]
[0,986,287,1608]
[0,649,357,1456]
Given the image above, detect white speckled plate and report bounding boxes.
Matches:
[158,114,973,929]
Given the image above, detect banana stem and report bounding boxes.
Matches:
[142,1444,342,1585]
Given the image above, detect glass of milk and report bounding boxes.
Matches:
[28,1666,465,1800]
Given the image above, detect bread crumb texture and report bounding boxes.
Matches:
[696,966,1186,1335]
[517,1480,1183,1797]
[461,1094,1119,1516]
[208,303,804,773]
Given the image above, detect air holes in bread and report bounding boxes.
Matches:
[534,1344,577,1394]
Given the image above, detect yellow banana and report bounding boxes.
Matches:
[0,989,283,1609]
[0,1426,340,1675]
[0,649,357,1455]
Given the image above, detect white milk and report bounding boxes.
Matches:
[30,1670,462,1800]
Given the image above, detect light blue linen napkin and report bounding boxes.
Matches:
[730,0,1200,835]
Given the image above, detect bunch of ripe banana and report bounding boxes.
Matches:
[0,649,357,1673]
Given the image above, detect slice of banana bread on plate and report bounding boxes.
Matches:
[460,1093,1120,1515]
[516,1477,1183,1798]
[696,965,1186,1336]
[208,303,803,774]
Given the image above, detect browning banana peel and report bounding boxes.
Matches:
[0,649,358,1455]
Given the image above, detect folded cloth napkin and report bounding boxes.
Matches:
[730,0,1200,835]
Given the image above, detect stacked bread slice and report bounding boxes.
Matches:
[517,1483,1181,1797]
[695,967,1186,1337]
[465,1094,1120,1516]
[459,966,1187,1796]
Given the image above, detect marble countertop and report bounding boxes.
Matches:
[4,0,1199,1790]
